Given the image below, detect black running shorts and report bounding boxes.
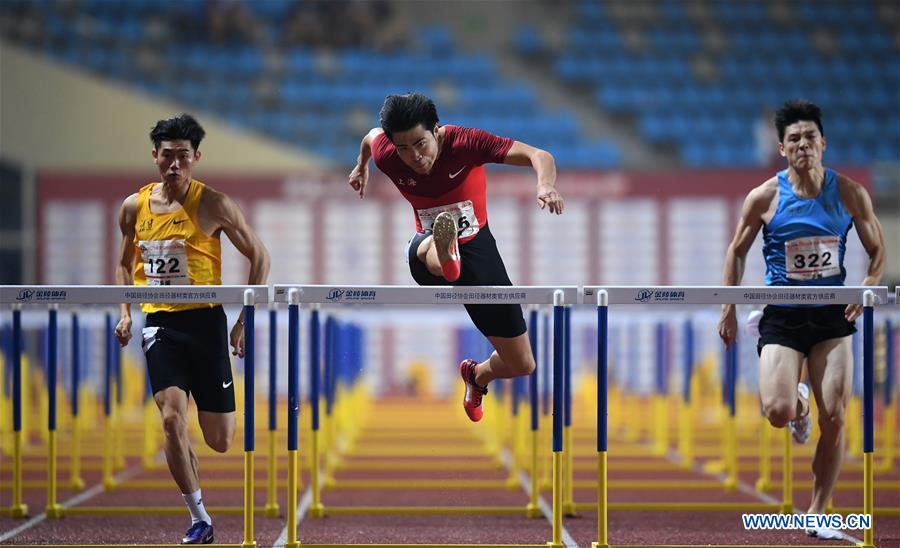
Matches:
[406,223,527,338]
[142,305,236,413]
[757,304,856,357]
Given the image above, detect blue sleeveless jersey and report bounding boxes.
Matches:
[762,168,853,293]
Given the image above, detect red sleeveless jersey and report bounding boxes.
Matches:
[372,125,513,243]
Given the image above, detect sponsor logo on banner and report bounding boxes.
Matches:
[634,289,685,303]
[326,289,376,302]
[16,289,68,302]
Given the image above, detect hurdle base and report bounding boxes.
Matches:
[310,503,325,518]
[103,478,117,491]
[68,478,85,490]
[241,541,257,548]
[702,459,725,474]
[722,477,738,492]
[779,503,793,514]
[45,504,63,519]
[9,504,29,518]
[591,543,609,548]
[525,503,541,518]
[562,503,577,517]
[264,503,280,518]
[283,543,300,548]
[547,543,565,548]
[754,479,771,491]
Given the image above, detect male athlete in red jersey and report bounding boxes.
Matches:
[348,93,564,422]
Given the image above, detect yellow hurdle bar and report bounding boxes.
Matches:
[677,398,693,469]
[652,395,667,456]
[562,425,575,516]
[142,399,157,468]
[285,448,299,548]
[243,450,256,548]
[724,413,737,492]
[311,428,324,517]
[864,452,874,547]
[592,451,608,548]
[114,396,126,471]
[69,409,85,489]
[755,415,771,491]
[265,430,279,517]
[549,451,563,548]
[102,415,115,490]
[879,401,895,472]
[11,429,29,517]
[526,427,540,518]
[780,426,792,513]
[46,429,62,518]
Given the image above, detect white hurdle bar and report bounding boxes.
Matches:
[274,284,577,547]
[1,285,266,548]
[585,285,888,548]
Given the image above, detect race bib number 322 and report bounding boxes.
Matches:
[785,235,840,281]
[139,240,189,285]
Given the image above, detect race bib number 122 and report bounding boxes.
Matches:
[139,240,189,285]
[785,236,840,281]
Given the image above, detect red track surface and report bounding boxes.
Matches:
[2,396,898,547]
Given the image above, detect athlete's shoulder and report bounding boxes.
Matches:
[834,171,872,217]
[196,181,229,210]
[749,176,779,203]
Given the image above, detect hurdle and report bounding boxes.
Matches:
[583,285,889,548]
[274,284,578,547]
[1,285,267,547]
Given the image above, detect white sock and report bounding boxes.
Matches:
[182,489,212,525]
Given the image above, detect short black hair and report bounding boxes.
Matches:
[379,93,439,141]
[774,100,824,142]
[150,113,206,151]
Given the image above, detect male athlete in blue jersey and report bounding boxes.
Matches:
[717,101,885,540]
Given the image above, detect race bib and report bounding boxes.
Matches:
[417,200,479,239]
[139,240,189,285]
[785,236,840,280]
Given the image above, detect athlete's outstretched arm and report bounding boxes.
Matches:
[838,175,885,321]
[114,194,139,347]
[718,182,772,346]
[208,191,270,357]
[349,128,383,199]
[503,141,564,214]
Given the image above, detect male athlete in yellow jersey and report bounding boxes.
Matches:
[113,114,270,545]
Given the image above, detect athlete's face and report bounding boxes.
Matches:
[391,124,439,174]
[152,139,200,188]
[779,120,825,171]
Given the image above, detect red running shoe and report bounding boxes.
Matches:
[433,212,461,282]
[459,359,488,422]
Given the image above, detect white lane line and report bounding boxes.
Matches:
[0,463,148,542]
[272,486,313,548]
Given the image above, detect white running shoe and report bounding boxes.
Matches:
[789,383,812,444]
[805,525,843,540]
[745,309,763,337]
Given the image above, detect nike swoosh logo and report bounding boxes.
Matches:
[449,168,465,179]
[172,219,187,225]
[222,381,233,388]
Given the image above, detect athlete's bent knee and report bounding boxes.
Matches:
[204,431,232,453]
[763,402,794,428]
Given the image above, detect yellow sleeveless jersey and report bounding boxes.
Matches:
[133,179,222,313]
